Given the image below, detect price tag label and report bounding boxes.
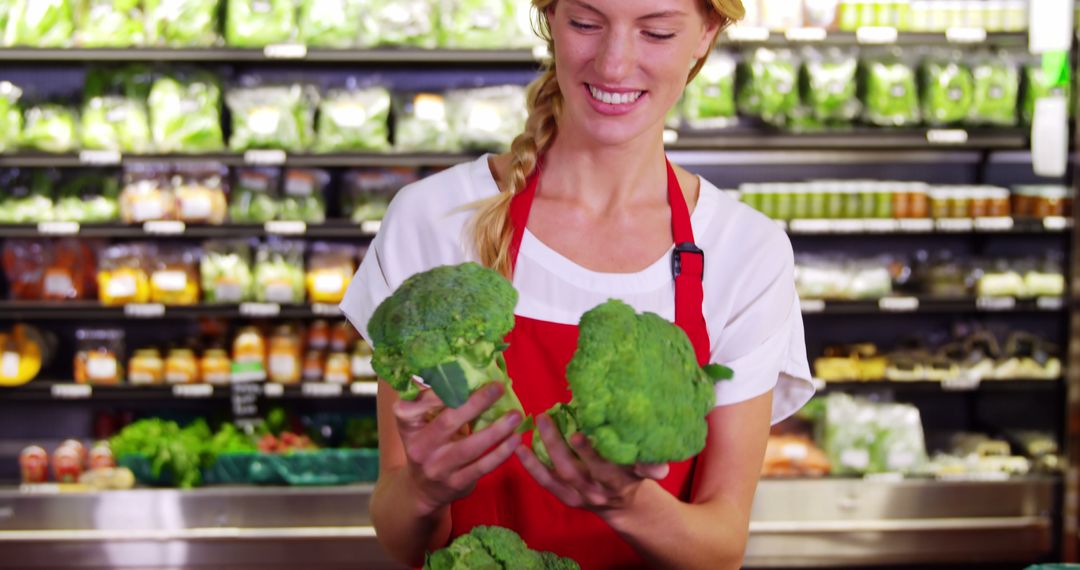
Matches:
[831,219,866,233]
[302,382,343,398]
[864,219,899,233]
[974,217,1015,231]
[946,27,987,43]
[264,221,307,235]
[936,218,975,232]
[37,221,79,236]
[351,382,378,396]
[726,26,770,42]
[311,303,341,317]
[244,150,287,166]
[263,43,308,59]
[785,27,827,42]
[239,303,281,318]
[173,384,214,398]
[840,449,870,470]
[977,296,1016,311]
[898,218,934,232]
[51,384,92,399]
[231,383,262,420]
[864,472,905,482]
[360,220,382,235]
[79,150,121,166]
[1043,216,1069,231]
[143,221,186,235]
[1037,296,1064,310]
[878,297,919,312]
[927,129,969,145]
[124,304,165,318]
[531,44,551,61]
[856,26,898,44]
[780,443,809,460]
[662,129,679,145]
[942,376,981,391]
[263,383,285,398]
[801,299,826,313]
[788,219,832,234]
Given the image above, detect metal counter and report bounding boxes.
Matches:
[0,477,1057,569]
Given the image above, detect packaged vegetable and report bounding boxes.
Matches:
[227,84,318,151]
[150,246,200,305]
[97,243,151,305]
[4,0,75,47]
[173,162,228,224]
[358,0,438,48]
[439,0,516,49]
[315,86,392,152]
[737,48,800,127]
[144,0,220,47]
[229,168,280,223]
[21,104,78,153]
[298,0,361,47]
[80,96,153,152]
[0,82,23,152]
[921,51,975,126]
[279,168,327,223]
[77,0,146,47]
[305,242,356,304]
[682,51,737,129]
[447,85,527,152]
[862,52,921,127]
[224,0,295,47]
[969,52,1019,127]
[200,239,255,304]
[0,326,45,386]
[342,168,417,224]
[254,238,306,303]
[1023,62,1073,124]
[42,239,97,300]
[120,163,176,223]
[0,169,56,223]
[2,240,49,299]
[392,93,455,152]
[74,328,125,385]
[802,47,860,124]
[148,73,225,152]
[54,172,120,223]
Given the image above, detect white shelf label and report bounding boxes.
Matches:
[898,218,934,232]
[780,443,809,460]
[864,472,905,482]
[311,303,341,317]
[662,129,679,144]
[726,26,770,42]
[1043,216,1069,231]
[2,352,18,378]
[856,26,898,44]
[351,382,378,396]
[788,219,832,234]
[831,219,866,233]
[974,217,1015,231]
[78,150,121,166]
[942,376,981,391]
[51,384,92,399]
[263,383,284,398]
[864,219,899,233]
[936,218,975,232]
[360,220,382,234]
[976,296,1017,311]
[239,302,281,317]
[231,370,266,384]
[840,449,870,470]
[927,129,969,145]
[302,382,343,398]
[143,221,186,235]
[244,150,287,166]
[124,303,165,318]
[878,297,920,312]
[263,43,308,59]
[946,27,987,43]
[37,221,79,236]
[264,220,307,235]
[1037,296,1064,311]
[173,384,213,398]
[531,44,550,61]
[801,299,826,313]
[785,27,827,42]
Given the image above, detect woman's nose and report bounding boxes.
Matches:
[594,30,637,82]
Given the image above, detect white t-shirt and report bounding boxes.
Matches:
[340,155,815,424]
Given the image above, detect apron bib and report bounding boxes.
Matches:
[449,159,711,569]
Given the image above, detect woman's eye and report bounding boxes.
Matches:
[569,20,599,31]
[645,31,676,40]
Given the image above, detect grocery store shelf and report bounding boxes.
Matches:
[0,301,344,320]
[0,381,378,402]
[781,217,1072,236]
[0,151,474,169]
[818,379,1062,393]
[801,296,1066,315]
[722,28,1029,48]
[0,46,543,64]
[0,221,379,239]
[668,127,1029,151]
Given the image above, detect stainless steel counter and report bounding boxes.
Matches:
[0,477,1058,569]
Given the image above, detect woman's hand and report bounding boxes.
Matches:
[516,414,669,517]
[395,382,523,516]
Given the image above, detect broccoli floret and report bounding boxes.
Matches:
[535,299,733,466]
[368,262,525,431]
[532,402,578,468]
[423,526,579,570]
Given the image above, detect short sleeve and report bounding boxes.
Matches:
[340,234,393,345]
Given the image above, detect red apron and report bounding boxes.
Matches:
[449,159,711,570]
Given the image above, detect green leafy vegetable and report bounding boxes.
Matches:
[229,168,280,223]
[682,52,737,129]
[253,238,306,303]
[5,0,75,47]
[21,104,78,153]
[227,85,318,151]
[447,85,527,152]
[424,526,579,570]
[315,86,391,152]
[80,96,152,152]
[969,53,1019,127]
[862,55,921,127]
[737,48,800,127]
[803,47,860,124]
[54,172,121,222]
[77,0,145,47]
[921,53,975,126]
[0,82,23,152]
[148,73,224,152]
[144,0,220,46]
[439,0,515,49]
[201,239,255,303]
[225,0,295,47]
[298,0,360,47]
[393,93,456,152]
[358,0,438,48]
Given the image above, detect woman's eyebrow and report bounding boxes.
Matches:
[566,0,686,20]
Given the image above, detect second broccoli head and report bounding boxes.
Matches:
[536,299,733,466]
[368,262,525,431]
[423,525,580,570]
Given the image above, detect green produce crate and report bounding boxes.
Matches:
[116,454,177,487]
[1026,566,1080,570]
[207,449,379,486]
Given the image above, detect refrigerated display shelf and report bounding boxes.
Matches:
[0,381,378,401]
[800,296,1066,315]
[721,29,1030,48]
[0,302,344,320]
[817,379,1062,393]
[0,221,380,239]
[781,217,1071,236]
[0,151,473,169]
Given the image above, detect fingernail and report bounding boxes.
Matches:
[487,384,503,397]
[505,412,522,426]
[571,434,586,448]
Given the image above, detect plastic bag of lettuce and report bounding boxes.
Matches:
[81,68,154,153]
[278,168,327,223]
[447,85,527,152]
[920,50,975,126]
[227,84,318,151]
[298,0,361,48]
[4,0,75,47]
[22,104,78,153]
[737,48,800,128]
[253,238,306,304]
[1023,59,1074,125]
[439,0,516,49]
[225,0,295,47]
[393,92,457,152]
[201,239,255,304]
[358,0,438,48]
[802,47,860,126]
[862,50,921,127]
[682,51,737,130]
[229,168,281,223]
[145,0,220,47]
[77,0,146,47]
[148,72,225,152]
[315,86,391,152]
[54,171,122,223]
[0,82,22,152]
[969,51,1019,127]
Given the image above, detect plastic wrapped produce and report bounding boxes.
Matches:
[0,170,56,223]
[681,52,737,129]
[969,52,1019,126]
[315,86,391,152]
[97,243,152,305]
[870,403,927,474]
[439,0,516,49]
[54,171,121,223]
[254,239,306,304]
[803,47,860,124]
[21,104,78,153]
[80,96,152,153]
[149,246,200,305]
[77,0,145,47]
[0,83,23,152]
[447,85,527,152]
[737,48,800,127]
[120,163,175,223]
[1023,63,1073,124]
[225,0,295,47]
[761,435,831,477]
[305,242,356,304]
[820,393,876,476]
[298,0,361,47]
[358,0,438,47]
[342,168,417,224]
[279,169,327,223]
[173,162,228,224]
[4,0,75,47]
[148,74,224,152]
[392,93,455,152]
[229,168,280,223]
[227,84,318,151]
[921,51,974,126]
[200,240,254,304]
[144,0,220,46]
[863,54,920,127]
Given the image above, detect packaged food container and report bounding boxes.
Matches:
[201,240,254,304]
[1033,186,1068,218]
[773,184,794,221]
[53,445,83,484]
[790,185,811,219]
[330,321,355,352]
[305,242,357,304]
[325,351,351,384]
[20,445,48,483]
[948,188,971,219]
[128,348,164,385]
[97,244,151,305]
[232,326,267,382]
[988,187,1011,217]
[89,443,115,470]
[200,348,231,385]
[254,239,306,304]
[120,163,175,224]
[165,348,199,384]
[174,162,228,225]
[872,183,892,219]
[908,184,930,218]
[352,338,376,381]
[268,325,302,384]
[303,349,325,382]
[150,246,201,305]
[969,187,990,218]
[307,320,330,351]
[929,188,951,219]
[74,329,124,385]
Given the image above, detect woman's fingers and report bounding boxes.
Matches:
[536,417,611,502]
[515,446,586,508]
[447,432,523,491]
[567,433,634,489]
[633,462,671,481]
[393,388,444,429]
[424,383,507,439]
[433,411,523,473]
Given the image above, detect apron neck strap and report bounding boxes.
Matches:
[507,158,711,365]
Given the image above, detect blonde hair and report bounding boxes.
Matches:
[471,0,745,278]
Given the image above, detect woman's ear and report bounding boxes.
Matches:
[693,15,723,60]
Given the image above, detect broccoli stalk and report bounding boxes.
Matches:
[368,262,527,431]
[423,525,579,570]
[534,299,734,467]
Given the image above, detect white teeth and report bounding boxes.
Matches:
[589,85,642,105]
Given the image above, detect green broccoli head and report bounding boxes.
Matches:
[423,526,579,570]
[563,299,732,465]
[368,262,524,430]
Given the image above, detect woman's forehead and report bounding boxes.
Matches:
[557,0,703,17]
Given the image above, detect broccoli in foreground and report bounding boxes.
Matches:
[535,299,733,466]
[423,525,579,570]
[368,262,525,431]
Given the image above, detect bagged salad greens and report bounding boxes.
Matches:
[254,238,306,304]
[144,0,220,46]
[229,168,280,223]
[0,169,57,223]
[737,48,800,128]
[0,82,23,152]
[148,73,224,152]
[201,239,255,304]
[4,0,75,47]
[173,162,228,224]
[21,104,78,153]
[393,92,455,152]
[969,51,1019,127]
[342,168,418,224]
[920,51,975,126]
[80,96,152,152]
[77,0,146,47]
[681,51,737,129]
[1023,61,1074,124]
[862,51,921,127]
[315,86,391,152]
[225,0,295,47]
[358,0,438,48]
[818,393,927,476]
[298,0,361,47]
[447,85,527,152]
[54,171,122,223]
[802,47,860,125]
[279,168,327,223]
[439,0,515,49]
[227,84,318,151]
